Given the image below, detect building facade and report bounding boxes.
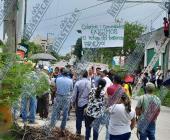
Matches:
[143,27,170,78]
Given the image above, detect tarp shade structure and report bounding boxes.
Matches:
[30,53,56,61]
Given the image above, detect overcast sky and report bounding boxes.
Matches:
[0,0,167,55]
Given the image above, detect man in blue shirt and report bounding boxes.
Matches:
[49,68,73,130]
[72,70,91,136]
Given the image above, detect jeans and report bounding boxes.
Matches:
[106,125,110,140]
[50,95,71,129]
[21,95,37,122]
[157,79,163,89]
[139,122,156,140]
[86,126,99,140]
[85,115,99,140]
[110,132,131,140]
[76,105,87,134]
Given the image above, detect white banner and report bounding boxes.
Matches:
[81,23,124,48]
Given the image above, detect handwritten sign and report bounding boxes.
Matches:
[81,23,124,48]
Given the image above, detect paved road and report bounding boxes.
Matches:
[17,100,170,140]
[66,100,170,140]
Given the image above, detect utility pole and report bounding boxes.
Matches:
[47,32,54,53]
[24,0,27,39]
[3,0,17,52]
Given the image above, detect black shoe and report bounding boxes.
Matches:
[28,121,37,124]
[76,132,81,136]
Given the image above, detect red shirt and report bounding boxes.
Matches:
[107,84,125,96]
[164,21,169,31]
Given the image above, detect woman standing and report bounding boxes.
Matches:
[108,93,136,140]
[84,79,106,140]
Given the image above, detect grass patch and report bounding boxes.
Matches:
[162,91,170,107]
[0,133,16,140]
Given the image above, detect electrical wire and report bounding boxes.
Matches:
[42,0,111,21]
[40,2,145,24]
[34,1,163,32]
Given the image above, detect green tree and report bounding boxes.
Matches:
[123,22,145,56]
[20,39,44,56]
[73,38,82,60]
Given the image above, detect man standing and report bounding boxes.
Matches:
[101,70,112,93]
[49,68,73,131]
[72,70,91,136]
[94,67,102,87]
[37,66,51,119]
[156,66,163,89]
[163,17,169,38]
[136,82,161,140]
[21,70,39,124]
[88,67,95,88]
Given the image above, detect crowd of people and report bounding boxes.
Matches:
[16,64,161,140]
[141,66,163,94]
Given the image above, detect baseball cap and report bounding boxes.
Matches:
[146,82,155,93]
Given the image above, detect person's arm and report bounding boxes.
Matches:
[108,105,116,114]
[71,83,78,103]
[70,80,74,93]
[135,96,143,116]
[130,117,136,130]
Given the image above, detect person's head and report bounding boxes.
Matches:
[95,79,106,98]
[163,17,167,21]
[120,93,131,113]
[101,70,108,77]
[60,67,64,74]
[62,68,69,77]
[88,68,93,76]
[157,66,161,70]
[145,82,155,94]
[150,69,155,74]
[80,70,88,78]
[113,75,122,84]
[54,67,60,74]
[144,72,148,77]
[96,67,101,75]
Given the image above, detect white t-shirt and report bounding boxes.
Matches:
[108,104,135,135]
[103,76,112,93]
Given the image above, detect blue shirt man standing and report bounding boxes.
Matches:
[72,70,91,136]
[50,68,73,130]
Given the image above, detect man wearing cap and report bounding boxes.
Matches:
[136,82,161,140]
[49,68,73,131]
[72,70,91,136]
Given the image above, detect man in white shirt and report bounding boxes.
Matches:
[155,66,163,89]
[88,68,95,88]
[101,70,113,93]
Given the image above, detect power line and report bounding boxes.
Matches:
[42,1,148,22]
[42,0,110,21]
[98,0,162,4]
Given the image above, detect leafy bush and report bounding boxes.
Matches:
[0,62,32,105]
